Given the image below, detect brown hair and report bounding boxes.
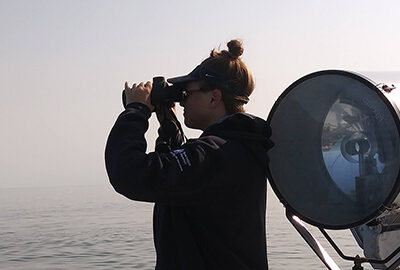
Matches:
[201,39,255,114]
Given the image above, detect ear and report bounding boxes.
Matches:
[209,89,223,108]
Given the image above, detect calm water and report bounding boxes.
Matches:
[0,185,373,269]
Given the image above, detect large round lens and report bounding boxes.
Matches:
[267,70,400,229]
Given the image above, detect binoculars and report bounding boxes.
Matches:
[122,77,186,108]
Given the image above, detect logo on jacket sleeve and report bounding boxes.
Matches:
[170,149,192,172]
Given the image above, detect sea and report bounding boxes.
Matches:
[0,185,374,270]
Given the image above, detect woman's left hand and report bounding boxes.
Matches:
[124,81,155,111]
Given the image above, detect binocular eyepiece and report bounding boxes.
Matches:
[122,77,186,108]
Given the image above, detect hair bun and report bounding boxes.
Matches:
[227,39,244,59]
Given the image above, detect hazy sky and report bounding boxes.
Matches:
[1,0,400,188]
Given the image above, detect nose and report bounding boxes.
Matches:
[179,91,188,107]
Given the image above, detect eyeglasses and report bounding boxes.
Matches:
[182,87,212,101]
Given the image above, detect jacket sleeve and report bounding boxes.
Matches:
[105,102,233,204]
[155,119,184,153]
[154,105,184,153]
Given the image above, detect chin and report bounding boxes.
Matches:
[184,119,202,130]
[184,119,195,129]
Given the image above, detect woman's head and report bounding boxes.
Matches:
[199,39,255,114]
[169,39,254,129]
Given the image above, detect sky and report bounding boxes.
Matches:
[1,0,400,189]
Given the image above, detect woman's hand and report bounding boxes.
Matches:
[155,104,177,123]
[124,81,155,111]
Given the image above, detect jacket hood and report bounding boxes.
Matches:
[201,113,274,169]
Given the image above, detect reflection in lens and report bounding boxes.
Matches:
[322,100,386,206]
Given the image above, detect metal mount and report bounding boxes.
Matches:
[286,209,400,270]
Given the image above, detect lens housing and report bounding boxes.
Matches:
[267,70,400,229]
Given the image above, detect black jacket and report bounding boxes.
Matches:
[105,102,273,270]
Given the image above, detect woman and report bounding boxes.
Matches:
[105,39,273,269]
